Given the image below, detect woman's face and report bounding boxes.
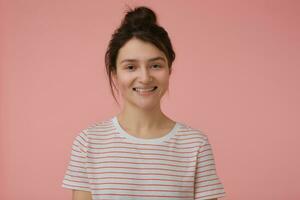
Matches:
[113,38,171,110]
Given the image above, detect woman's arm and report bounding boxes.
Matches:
[72,190,92,200]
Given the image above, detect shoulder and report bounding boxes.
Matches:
[176,121,210,146]
[75,117,115,144]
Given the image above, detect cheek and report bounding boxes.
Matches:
[116,75,134,91]
[156,72,170,85]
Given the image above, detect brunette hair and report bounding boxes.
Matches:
[105,6,176,105]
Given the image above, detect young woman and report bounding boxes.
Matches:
[62,6,226,200]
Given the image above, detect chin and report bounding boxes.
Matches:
[129,99,161,110]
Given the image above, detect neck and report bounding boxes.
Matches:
[116,102,172,134]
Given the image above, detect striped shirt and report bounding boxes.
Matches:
[62,116,226,199]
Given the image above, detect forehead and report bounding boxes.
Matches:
[117,38,166,63]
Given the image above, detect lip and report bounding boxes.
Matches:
[132,86,157,91]
[132,86,158,92]
[133,86,157,89]
[133,86,158,96]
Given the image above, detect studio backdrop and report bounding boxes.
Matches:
[1,0,299,199]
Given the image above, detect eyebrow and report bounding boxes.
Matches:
[120,56,166,64]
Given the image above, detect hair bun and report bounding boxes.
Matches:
[122,6,157,30]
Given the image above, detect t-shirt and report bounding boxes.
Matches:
[62,116,226,200]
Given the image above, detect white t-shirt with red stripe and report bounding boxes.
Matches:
[62,116,226,200]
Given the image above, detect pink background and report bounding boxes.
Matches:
[1,0,300,199]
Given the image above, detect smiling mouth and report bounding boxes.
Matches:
[133,86,158,92]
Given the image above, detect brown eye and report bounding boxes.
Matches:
[126,65,135,71]
[152,64,161,69]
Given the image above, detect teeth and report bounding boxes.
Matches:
[134,87,156,92]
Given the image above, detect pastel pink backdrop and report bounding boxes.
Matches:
[1,0,299,199]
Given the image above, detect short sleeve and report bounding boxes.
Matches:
[62,131,91,192]
[194,136,226,200]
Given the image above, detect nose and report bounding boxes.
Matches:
[138,67,153,83]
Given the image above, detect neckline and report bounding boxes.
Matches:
[111,116,179,144]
